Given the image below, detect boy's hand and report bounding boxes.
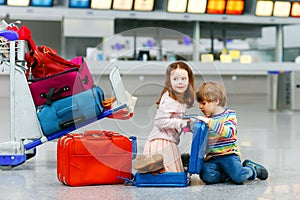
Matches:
[193,116,210,124]
[183,115,209,124]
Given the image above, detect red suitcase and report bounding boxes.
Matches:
[57,133,81,184]
[57,130,132,186]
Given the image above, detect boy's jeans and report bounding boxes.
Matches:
[200,154,255,184]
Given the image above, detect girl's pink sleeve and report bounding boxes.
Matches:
[153,97,183,132]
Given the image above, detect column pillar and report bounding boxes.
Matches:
[275,24,284,62]
[193,21,200,61]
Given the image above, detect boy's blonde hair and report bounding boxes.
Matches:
[196,81,227,107]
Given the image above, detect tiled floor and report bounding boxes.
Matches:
[1,94,300,200]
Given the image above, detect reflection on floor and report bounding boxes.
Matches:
[0,95,300,200]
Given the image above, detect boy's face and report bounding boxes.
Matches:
[198,100,219,116]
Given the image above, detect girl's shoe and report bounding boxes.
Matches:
[134,154,164,173]
[242,159,269,180]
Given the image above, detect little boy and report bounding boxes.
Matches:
[194,81,268,184]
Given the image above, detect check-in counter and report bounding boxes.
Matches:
[1,61,300,98]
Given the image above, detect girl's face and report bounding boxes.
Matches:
[170,68,189,95]
[198,100,219,117]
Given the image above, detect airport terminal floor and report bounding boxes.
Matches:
[0,94,300,200]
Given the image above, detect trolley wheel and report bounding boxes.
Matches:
[26,148,36,161]
[26,153,36,160]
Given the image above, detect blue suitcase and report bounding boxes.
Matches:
[188,120,208,174]
[37,86,104,136]
[134,120,208,187]
[135,172,188,187]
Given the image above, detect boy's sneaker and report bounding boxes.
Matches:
[242,159,269,180]
[134,154,164,173]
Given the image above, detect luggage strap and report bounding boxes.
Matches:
[118,176,136,186]
[42,86,70,105]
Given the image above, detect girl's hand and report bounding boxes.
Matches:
[181,119,189,128]
[180,119,191,133]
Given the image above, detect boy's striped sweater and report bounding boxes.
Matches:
[205,108,241,160]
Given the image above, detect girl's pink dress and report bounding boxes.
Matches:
[143,92,187,172]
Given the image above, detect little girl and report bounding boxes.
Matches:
[134,61,195,173]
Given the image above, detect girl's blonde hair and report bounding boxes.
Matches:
[196,81,227,107]
[156,61,195,107]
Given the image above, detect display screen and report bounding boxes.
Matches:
[137,51,151,61]
[91,0,112,9]
[187,0,207,14]
[167,0,188,12]
[134,0,155,11]
[206,0,226,14]
[7,0,30,6]
[225,0,245,15]
[112,0,133,10]
[273,1,291,17]
[255,0,274,16]
[69,0,90,8]
[291,2,300,17]
[31,0,54,7]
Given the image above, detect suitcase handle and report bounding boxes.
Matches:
[83,130,121,138]
[56,103,79,117]
[43,86,70,105]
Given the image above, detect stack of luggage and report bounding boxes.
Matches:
[27,56,105,136]
[0,20,136,171]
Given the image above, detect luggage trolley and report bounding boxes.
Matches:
[0,40,135,170]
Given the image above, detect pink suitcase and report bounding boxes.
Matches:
[28,57,94,106]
